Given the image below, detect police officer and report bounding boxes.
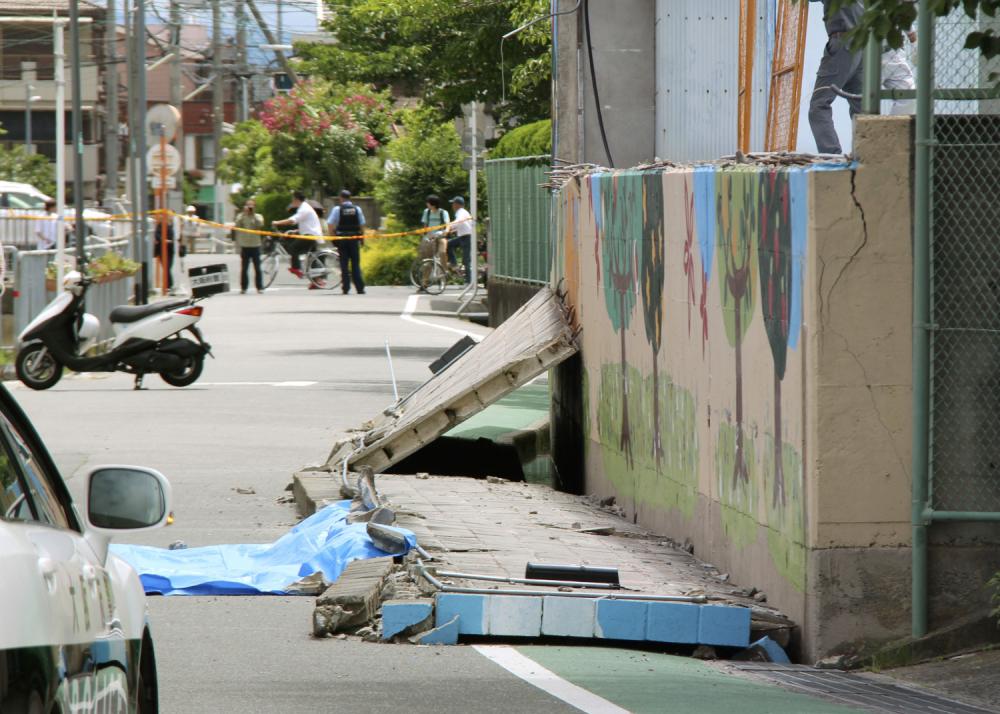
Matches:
[327,189,366,295]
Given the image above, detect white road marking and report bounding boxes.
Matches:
[196,381,318,387]
[473,645,630,714]
[400,294,484,340]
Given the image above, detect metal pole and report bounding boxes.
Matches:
[124,0,140,302]
[862,13,882,115]
[169,0,184,216]
[24,83,32,154]
[212,0,224,227]
[136,0,150,301]
[237,0,248,122]
[69,0,86,267]
[911,0,934,640]
[104,0,119,205]
[54,20,66,290]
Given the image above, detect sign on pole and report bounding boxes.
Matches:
[146,143,182,175]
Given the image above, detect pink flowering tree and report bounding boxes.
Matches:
[220,80,392,201]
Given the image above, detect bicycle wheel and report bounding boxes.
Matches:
[261,250,280,288]
[420,259,447,295]
[307,250,342,291]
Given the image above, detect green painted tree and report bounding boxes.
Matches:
[600,173,641,465]
[297,0,552,122]
[716,169,759,484]
[757,171,793,507]
[639,173,666,465]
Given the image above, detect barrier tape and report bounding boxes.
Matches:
[0,208,472,243]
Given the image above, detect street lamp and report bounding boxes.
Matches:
[24,86,41,154]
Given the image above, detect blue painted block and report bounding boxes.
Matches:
[595,599,648,641]
[541,596,596,638]
[698,605,751,647]
[488,595,543,637]
[381,600,433,640]
[646,601,700,644]
[751,635,791,663]
[413,615,460,645]
[435,593,488,635]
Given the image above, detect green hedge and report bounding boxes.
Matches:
[361,235,419,285]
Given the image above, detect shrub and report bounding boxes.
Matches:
[490,119,551,159]
[361,235,419,285]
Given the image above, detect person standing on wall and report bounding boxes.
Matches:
[231,198,265,294]
[327,189,366,295]
[808,0,865,154]
[447,196,474,284]
[272,190,324,288]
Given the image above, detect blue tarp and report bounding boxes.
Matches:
[110,501,416,596]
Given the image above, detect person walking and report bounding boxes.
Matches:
[232,198,265,293]
[447,196,474,284]
[182,205,202,254]
[808,0,864,154]
[327,189,366,295]
[35,199,60,251]
[272,190,324,288]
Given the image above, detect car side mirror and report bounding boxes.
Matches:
[85,466,172,533]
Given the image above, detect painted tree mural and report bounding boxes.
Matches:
[716,169,759,484]
[694,167,717,357]
[682,178,696,338]
[640,173,666,465]
[600,173,641,465]
[758,171,793,507]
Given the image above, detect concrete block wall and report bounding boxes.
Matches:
[550,117,926,660]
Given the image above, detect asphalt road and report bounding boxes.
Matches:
[12,259,573,714]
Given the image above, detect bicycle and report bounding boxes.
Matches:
[409,230,464,295]
[261,231,342,290]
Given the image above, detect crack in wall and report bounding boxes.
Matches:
[821,168,870,328]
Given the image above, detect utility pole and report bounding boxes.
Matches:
[169,0,184,214]
[104,0,119,205]
[24,82,33,154]
[69,0,85,266]
[237,0,248,122]
[212,0,224,223]
[135,0,150,301]
[54,20,66,289]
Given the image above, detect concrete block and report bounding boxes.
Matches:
[381,600,434,640]
[411,615,460,645]
[541,596,596,638]
[698,605,751,648]
[595,599,648,641]
[646,601,701,644]
[436,593,488,635]
[750,636,791,663]
[488,595,543,637]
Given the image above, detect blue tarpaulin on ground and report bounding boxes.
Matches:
[110,501,416,596]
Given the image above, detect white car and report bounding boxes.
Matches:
[0,383,170,712]
[0,181,114,243]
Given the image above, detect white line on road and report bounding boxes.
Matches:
[400,294,484,341]
[196,381,318,387]
[473,645,630,714]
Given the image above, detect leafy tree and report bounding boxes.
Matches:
[0,141,55,197]
[297,0,552,122]
[375,108,469,228]
[819,0,1000,60]
[490,119,552,158]
[218,80,391,205]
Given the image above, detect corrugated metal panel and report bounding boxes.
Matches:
[655,0,774,161]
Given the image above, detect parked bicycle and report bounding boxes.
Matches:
[261,230,341,290]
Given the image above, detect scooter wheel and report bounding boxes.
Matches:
[15,342,63,390]
[159,354,204,387]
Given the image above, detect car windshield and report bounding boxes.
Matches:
[3,192,47,209]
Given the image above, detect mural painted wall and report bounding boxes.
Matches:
[556,164,812,597]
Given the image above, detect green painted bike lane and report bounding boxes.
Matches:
[517,646,865,714]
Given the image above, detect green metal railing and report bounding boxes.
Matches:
[865,1,1000,638]
[484,156,552,284]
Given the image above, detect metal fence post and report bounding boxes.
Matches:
[911,0,933,640]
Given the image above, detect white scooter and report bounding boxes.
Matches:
[16,271,212,390]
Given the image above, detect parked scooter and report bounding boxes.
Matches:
[16,271,212,390]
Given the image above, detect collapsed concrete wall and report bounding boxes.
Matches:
[552,117,920,660]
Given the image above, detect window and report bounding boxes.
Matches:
[0,448,31,521]
[196,136,216,170]
[0,413,70,528]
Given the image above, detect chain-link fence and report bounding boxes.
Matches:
[484,156,551,284]
[926,10,1000,514]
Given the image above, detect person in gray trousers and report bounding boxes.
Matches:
[808,0,865,154]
